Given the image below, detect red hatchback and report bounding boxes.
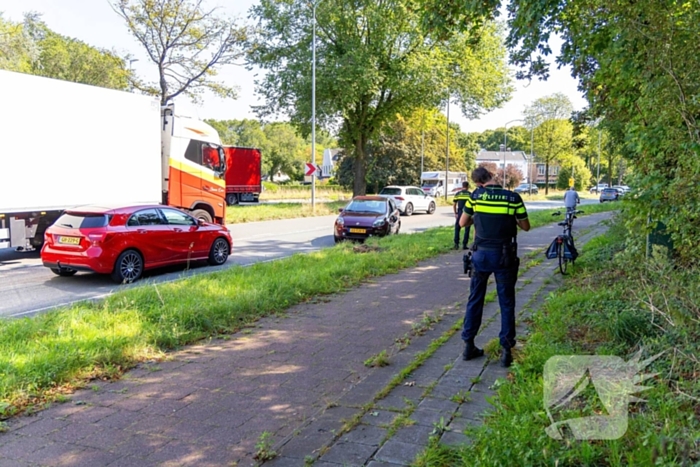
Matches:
[41,205,232,283]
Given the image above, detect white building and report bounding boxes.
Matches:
[475,150,530,182]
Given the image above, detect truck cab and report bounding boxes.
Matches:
[161,104,227,224]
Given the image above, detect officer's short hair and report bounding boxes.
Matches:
[462,181,469,188]
[472,167,493,185]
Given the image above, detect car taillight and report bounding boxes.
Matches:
[395,197,405,201]
[44,232,53,244]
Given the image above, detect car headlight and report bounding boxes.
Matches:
[336,217,344,225]
[373,218,386,227]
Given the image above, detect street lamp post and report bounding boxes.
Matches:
[445,97,450,201]
[597,128,601,190]
[311,0,322,210]
[529,125,534,195]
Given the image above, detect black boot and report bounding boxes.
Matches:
[463,340,484,361]
[500,347,513,368]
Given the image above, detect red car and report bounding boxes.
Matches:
[41,205,232,283]
[334,196,401,243]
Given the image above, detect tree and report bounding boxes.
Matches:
[112,0,248,104]
[0,14,36,73]
[505,0,700,263]
[335,109,472,192]
[524,93,574,194]
[1,14,128,90]
[249,0,512,196]
[24,15,129,90]
[263,122,306,181]
[476,126,529,152]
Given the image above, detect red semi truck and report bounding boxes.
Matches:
[223,147,262,205]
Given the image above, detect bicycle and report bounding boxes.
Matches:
[547,208,584,274]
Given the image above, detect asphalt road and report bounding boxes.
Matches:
[0,199,598,318]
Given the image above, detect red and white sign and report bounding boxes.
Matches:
[305,162,321,176]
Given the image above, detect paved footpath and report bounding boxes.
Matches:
[0,213,611,467]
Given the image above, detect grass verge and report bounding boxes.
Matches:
[226,200,348,224]
[0,203,618,419]
[413,216,699,466]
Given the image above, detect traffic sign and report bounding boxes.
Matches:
[305,162,321,176]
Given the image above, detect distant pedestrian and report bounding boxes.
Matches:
[459,166,530,367]
[452,181,471,250]
[564,186,580,213]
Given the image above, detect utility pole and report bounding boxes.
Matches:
[311,0,321,210]
[445,97,449,201]
[421,111,425,185]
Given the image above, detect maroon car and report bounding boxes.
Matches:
[334,196,401,243]
[41,205,232,283]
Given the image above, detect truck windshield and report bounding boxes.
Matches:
[422,180,439,187]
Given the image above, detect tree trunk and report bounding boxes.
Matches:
[352,134,367,196]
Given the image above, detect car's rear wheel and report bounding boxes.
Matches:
[111,249,143,283]
[226,194,238,206]
[191,209,213,224]
[404,203,414,216]
[51,267,77,277]
[427,201,436,214]
[334,236,342,244]
[207,237,230,266]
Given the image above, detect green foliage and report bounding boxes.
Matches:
[249,0,512,196]
[476,126,530,152]
[111,0,247,104]
[0,14,36,72]
[335,109,472,192]
[556,156,591,191]
[205,119,308,180]
[0,14,128,90]
[506,0,700,265]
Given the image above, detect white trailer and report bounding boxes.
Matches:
[0,71,205,250]
[420,171,468,197]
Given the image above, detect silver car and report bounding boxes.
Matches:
[378,185,437,216]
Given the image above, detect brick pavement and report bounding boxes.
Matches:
[0,212,611,467]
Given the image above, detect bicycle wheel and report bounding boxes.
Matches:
[557,238,568,275]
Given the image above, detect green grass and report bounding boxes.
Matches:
[412,217,700,467]
[226,200,348,224]
[0,204,618,419]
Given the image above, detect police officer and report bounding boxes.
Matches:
[459,167,531,367]
[452,181,471,250]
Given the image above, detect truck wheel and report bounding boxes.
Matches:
[207,237,230,266]
[111,249,143,283]
[192,209,213,224]
[226,194,238,206]
[403,203,414,216]
[427,201,436,214]
[51,267,77,277]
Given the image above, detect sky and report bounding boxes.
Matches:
[0,0,588,134]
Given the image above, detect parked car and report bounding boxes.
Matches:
[599,187,621,202]
[589,183,609,193]
[612,185,630,194]
[377,185,436,216]
[513,183,539,195]
[41,205,232,283]
[334,196,401,243]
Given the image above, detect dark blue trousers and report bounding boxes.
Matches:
[454,217,471,248]
[461,248,518,349]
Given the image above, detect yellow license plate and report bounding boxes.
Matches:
[349,228,366,234]
[58,236,81,245]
